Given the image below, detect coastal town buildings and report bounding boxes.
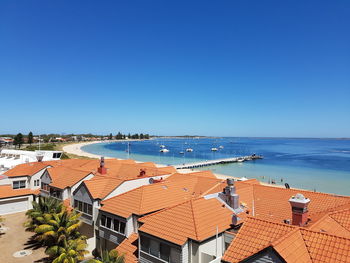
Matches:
[0,157,350,262]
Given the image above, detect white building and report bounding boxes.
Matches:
[0,149,63,173]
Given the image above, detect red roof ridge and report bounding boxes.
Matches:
[139,197,202,222]
[201,180,225,196]
[189,199,199,240]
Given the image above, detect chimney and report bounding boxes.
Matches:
[97,157,107,175]
[289,193,310,226]
[224,178,239,210]
[139,169,146,177]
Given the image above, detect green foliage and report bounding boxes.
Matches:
[25,196,63,231]
[13,133,24,148]
[28,131,34,145]
[49,237,88,263]
[88,249,125,263]
[34,209,87,260]
[108,133,113,140]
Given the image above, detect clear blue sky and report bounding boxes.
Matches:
[1,1,349,137]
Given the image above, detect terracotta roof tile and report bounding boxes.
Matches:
[222,217,350,263]
[234,183,350,224]
[4,161,53,177]
[222,217,296,262]
[115,233,138,262]
[0,185,39,199]
[47,166,92,189]
[100,176,224,218]
[83,176,124,200]
[139,197,236,245]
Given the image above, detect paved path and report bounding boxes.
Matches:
[0,212,47,263]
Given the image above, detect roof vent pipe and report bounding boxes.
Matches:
[224,178,239,210]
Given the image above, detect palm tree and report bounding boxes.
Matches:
[87,249,125,263]
[25,196,63,231]
[47,237,88,263]
[34,209,86,257]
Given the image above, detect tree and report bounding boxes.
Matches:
[108,133,113,140]
[88,249,125,263]
[28,131,34,145]
[115,132,123,140]
[47,237,88,263]
[13,133,24,148]
[140,133,144,140]
[34,210,85,251]
[25,196,63,231]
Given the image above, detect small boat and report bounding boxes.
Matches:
[160,148,169,153]
[160,145,166,148]
[237,158,244,162]
[179,151,184,154]
[219,145,224,149]
[211,147,218,152]
[186,148,193,152]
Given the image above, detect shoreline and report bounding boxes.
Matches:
[63,141,287,189]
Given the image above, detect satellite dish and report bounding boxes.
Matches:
[285,183,290,189]
[149,178,154,184]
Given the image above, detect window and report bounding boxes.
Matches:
[13,180,26,189]
[73,200,92,215]
[34,179,40,186]
[160,243,170,261]
[141,236,150,253]
[170,248,181,263]
[119,221,126,234]
[106,217,112,228]
[41,182,50,191]
[150,239,159,257]
[101,215,106,226]
[88,204,93,215]
[113,219,120,232]
[100,215,126,235]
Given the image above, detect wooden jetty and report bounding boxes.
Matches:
[174,154,263,169]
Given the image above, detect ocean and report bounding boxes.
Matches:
[81,137,350,196]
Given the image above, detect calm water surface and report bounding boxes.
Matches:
[82,138,350,195]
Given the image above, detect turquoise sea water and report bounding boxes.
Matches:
[81,138,350,196]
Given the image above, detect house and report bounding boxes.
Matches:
[70,157,177,253]
[221,216,350,263]
[132,178,247,263]
[40,165,94,202]
[0,184,39,215]
[98,173,226,251]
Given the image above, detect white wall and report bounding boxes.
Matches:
[0,195,34,215]
[0,176,29,188]
[104,174,172,200]
[29,168,47,189]
[198,234,224,262]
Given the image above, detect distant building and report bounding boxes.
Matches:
[0,149,63,173]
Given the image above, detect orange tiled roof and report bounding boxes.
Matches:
[138,197,237,245]
[115,233,138,262]
[0,185,39,199]
[234,183,350,224]
[222,216,350,263]
[100,176,224,218]
[222,217,295,262]
[83,176,124,200]
[309,207,350,238]
[47,166,92,189]
[166,170,217,180]
[4,161,54,177]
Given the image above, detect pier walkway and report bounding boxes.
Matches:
[174,154,263,169]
